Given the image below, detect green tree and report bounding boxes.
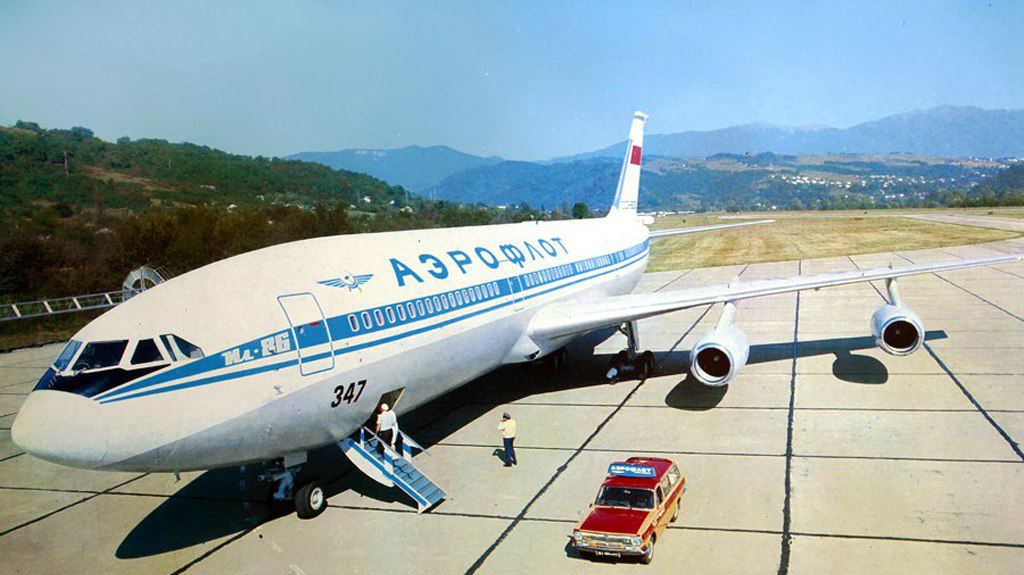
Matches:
[571,202,589,219]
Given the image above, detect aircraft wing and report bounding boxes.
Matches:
[648,219,775,239]
[529,254,1022,340]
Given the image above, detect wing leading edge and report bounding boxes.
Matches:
[529,254,1023,340]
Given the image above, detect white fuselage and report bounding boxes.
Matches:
[13,216,650,472]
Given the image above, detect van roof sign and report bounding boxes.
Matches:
[608,463,657,478]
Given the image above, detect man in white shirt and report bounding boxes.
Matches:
[375,403,401,458]
[498,412,517,467]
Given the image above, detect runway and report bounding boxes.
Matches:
[2,239,1023,574]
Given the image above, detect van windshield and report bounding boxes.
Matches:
[596,487,655,510]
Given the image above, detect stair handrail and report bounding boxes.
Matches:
[359,426,406,462]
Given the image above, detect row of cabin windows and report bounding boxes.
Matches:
[577,254,611,273]
[524,264,573,288]
[346,281,502,334]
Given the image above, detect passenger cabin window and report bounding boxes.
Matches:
[53,340,82,371]
[656,486,664,506]
[131,339,164,365]
[73,340,129,371]
[348,315,360,332]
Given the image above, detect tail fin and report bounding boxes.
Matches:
[607,111,648,219]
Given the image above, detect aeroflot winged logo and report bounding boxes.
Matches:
[318,274,373,291]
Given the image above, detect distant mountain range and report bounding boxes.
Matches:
[287,145,502,193]
[291,107,1024,197]
[565,106,1024,162]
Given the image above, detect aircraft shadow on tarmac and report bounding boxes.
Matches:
[117,328,946,558]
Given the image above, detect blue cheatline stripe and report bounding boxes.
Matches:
[97,240,650,404]
[347,439,431,508]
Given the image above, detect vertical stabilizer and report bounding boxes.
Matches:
[607,111,648,219]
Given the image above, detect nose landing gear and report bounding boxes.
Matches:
[259,452,328,520]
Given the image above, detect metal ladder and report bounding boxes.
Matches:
[0,265,169,322]
[340,428,446,513]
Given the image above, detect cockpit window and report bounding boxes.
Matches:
[53,340,82,371]
[131,339,165,365]
[72,340,129,371]
[160,334,205,360]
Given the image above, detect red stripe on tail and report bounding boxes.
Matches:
[629,145,642,166]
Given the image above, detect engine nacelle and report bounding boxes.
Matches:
[871,304,924,356]
[690,325,749,386]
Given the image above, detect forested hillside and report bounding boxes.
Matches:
[0,122,550,303]
[0,122,409,218]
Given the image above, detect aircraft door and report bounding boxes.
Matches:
[506,274,526,311]
[278,293,336,376]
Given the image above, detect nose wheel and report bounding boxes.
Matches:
[295,480,327,519]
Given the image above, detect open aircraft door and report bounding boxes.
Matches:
[278,293,335,376]
[506,275,526,312]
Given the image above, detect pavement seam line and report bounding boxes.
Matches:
[777,259,801,575]
[0,452,25,463]
[0,474,147,538]
[923,343,1024,462]
[462,376,649,575]
[653,269,693,293]
[167,526,258,575]
[889,253,1024,461]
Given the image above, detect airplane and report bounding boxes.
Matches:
[12,111,1022,519]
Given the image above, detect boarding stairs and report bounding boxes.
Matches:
[340,427,446,513]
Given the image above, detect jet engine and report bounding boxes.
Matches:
[871,304,924,356]
[690,324,749,387]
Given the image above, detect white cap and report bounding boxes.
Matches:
[381,403,389,411]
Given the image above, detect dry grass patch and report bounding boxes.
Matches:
[648,213,1020,271]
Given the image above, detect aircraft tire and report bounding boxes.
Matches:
[642,350,655,375]
[295,480,327,519]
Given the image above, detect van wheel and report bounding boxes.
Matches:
[640,535,655,565]
[295,480,326,519]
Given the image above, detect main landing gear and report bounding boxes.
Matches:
[607,321,655,382]
[259,452,327,520]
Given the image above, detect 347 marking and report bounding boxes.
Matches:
[331,379,366,408]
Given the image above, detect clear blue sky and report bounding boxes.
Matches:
[1,1,1021,160]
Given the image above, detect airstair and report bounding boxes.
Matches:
[340,428,446,513]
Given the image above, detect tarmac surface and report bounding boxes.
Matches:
[2,238,1024,575]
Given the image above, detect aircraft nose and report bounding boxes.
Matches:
[11,390,110,469]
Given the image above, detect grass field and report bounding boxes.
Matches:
[647,211,1021,271]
